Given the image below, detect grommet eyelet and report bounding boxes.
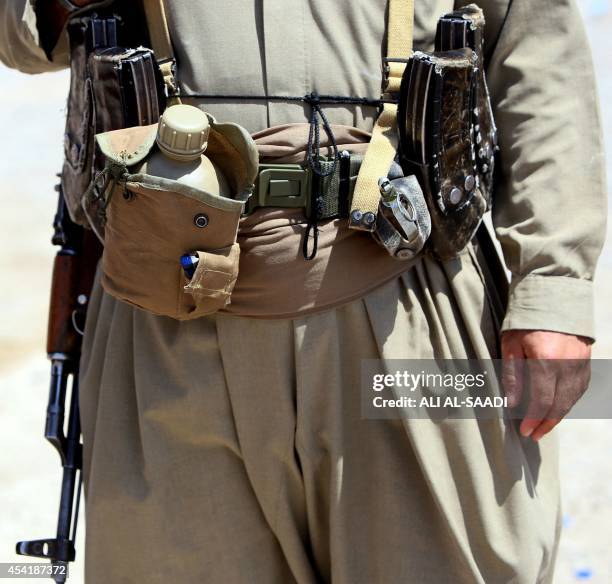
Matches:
[395,248,413,260]
[194,213,209,228]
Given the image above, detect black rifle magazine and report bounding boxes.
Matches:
[398,49,486,261]
[82,46,164,237]
[89,47,163,133]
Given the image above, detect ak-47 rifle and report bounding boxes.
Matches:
[14,3,162,580]
[16,185,102,583]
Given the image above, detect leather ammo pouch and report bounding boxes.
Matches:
[92,118,258,320]
[397,3,498,261]
[61,17,162,229]
[436,4,498,200]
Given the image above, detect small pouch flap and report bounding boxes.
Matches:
[184,243,240,302]
[206,114,259,200]
[96,123,158,167]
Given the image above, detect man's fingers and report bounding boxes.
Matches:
[501,333,526,409]
[520,359,558,438]
[500,330,593,441]
[530,360,591,442]
[530,418,562,442]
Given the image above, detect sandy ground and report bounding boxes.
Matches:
[1,2,611,583]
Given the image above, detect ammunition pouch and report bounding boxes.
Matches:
[397,3,498,261]
[91,117,258,320]
[437,4,498,199]
[61,16,162,229]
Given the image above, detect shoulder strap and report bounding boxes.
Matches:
[142,0,181,103]
[349,0,414,231]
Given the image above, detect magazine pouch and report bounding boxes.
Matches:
[398,49,486,261]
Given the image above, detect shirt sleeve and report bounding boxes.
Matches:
[484,0,607,340]
[0,0,68,73]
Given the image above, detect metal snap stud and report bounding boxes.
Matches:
[450,187,463,205]
[351,209,363,223]
[464,175,476,192]
[194,213,209,228]
[363,212,376,226]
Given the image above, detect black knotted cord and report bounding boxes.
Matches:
[181,92,395,259]
[302,92,340,260]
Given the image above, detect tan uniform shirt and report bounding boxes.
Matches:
[0,0,606,338]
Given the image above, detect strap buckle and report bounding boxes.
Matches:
[246,165,311,215]
[382,57,411,96]
[158,58,181,99]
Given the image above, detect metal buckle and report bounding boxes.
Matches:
[246,165,311,215]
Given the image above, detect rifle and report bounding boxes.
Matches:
[14,4,159,580]
[16,185,102,583]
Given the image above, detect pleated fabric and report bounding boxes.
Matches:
[79,245,560,584]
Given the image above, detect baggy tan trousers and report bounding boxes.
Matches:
[79,245,561,584]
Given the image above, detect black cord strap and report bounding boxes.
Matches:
[183,92,393,260]
[181,92,394,107]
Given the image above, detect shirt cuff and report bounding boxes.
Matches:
[501,274,595,340]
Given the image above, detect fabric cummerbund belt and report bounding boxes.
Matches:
[244,152,363,218]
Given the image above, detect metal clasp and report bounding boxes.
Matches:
[246,165,311,215]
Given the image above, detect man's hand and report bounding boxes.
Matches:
[501,330,592,442]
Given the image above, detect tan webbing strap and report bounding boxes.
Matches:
[386,0,415,94]
[349,0,414,231]
[142,0,181,103]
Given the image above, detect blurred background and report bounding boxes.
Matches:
[1,1,611,582]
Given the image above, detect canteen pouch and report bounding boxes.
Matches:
[92,117,258,320]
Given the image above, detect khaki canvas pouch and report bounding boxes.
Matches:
[93,117,258,320]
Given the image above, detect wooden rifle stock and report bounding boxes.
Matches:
[46,193,103,359]
[47,253,80,358]
[16,187,102,583]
